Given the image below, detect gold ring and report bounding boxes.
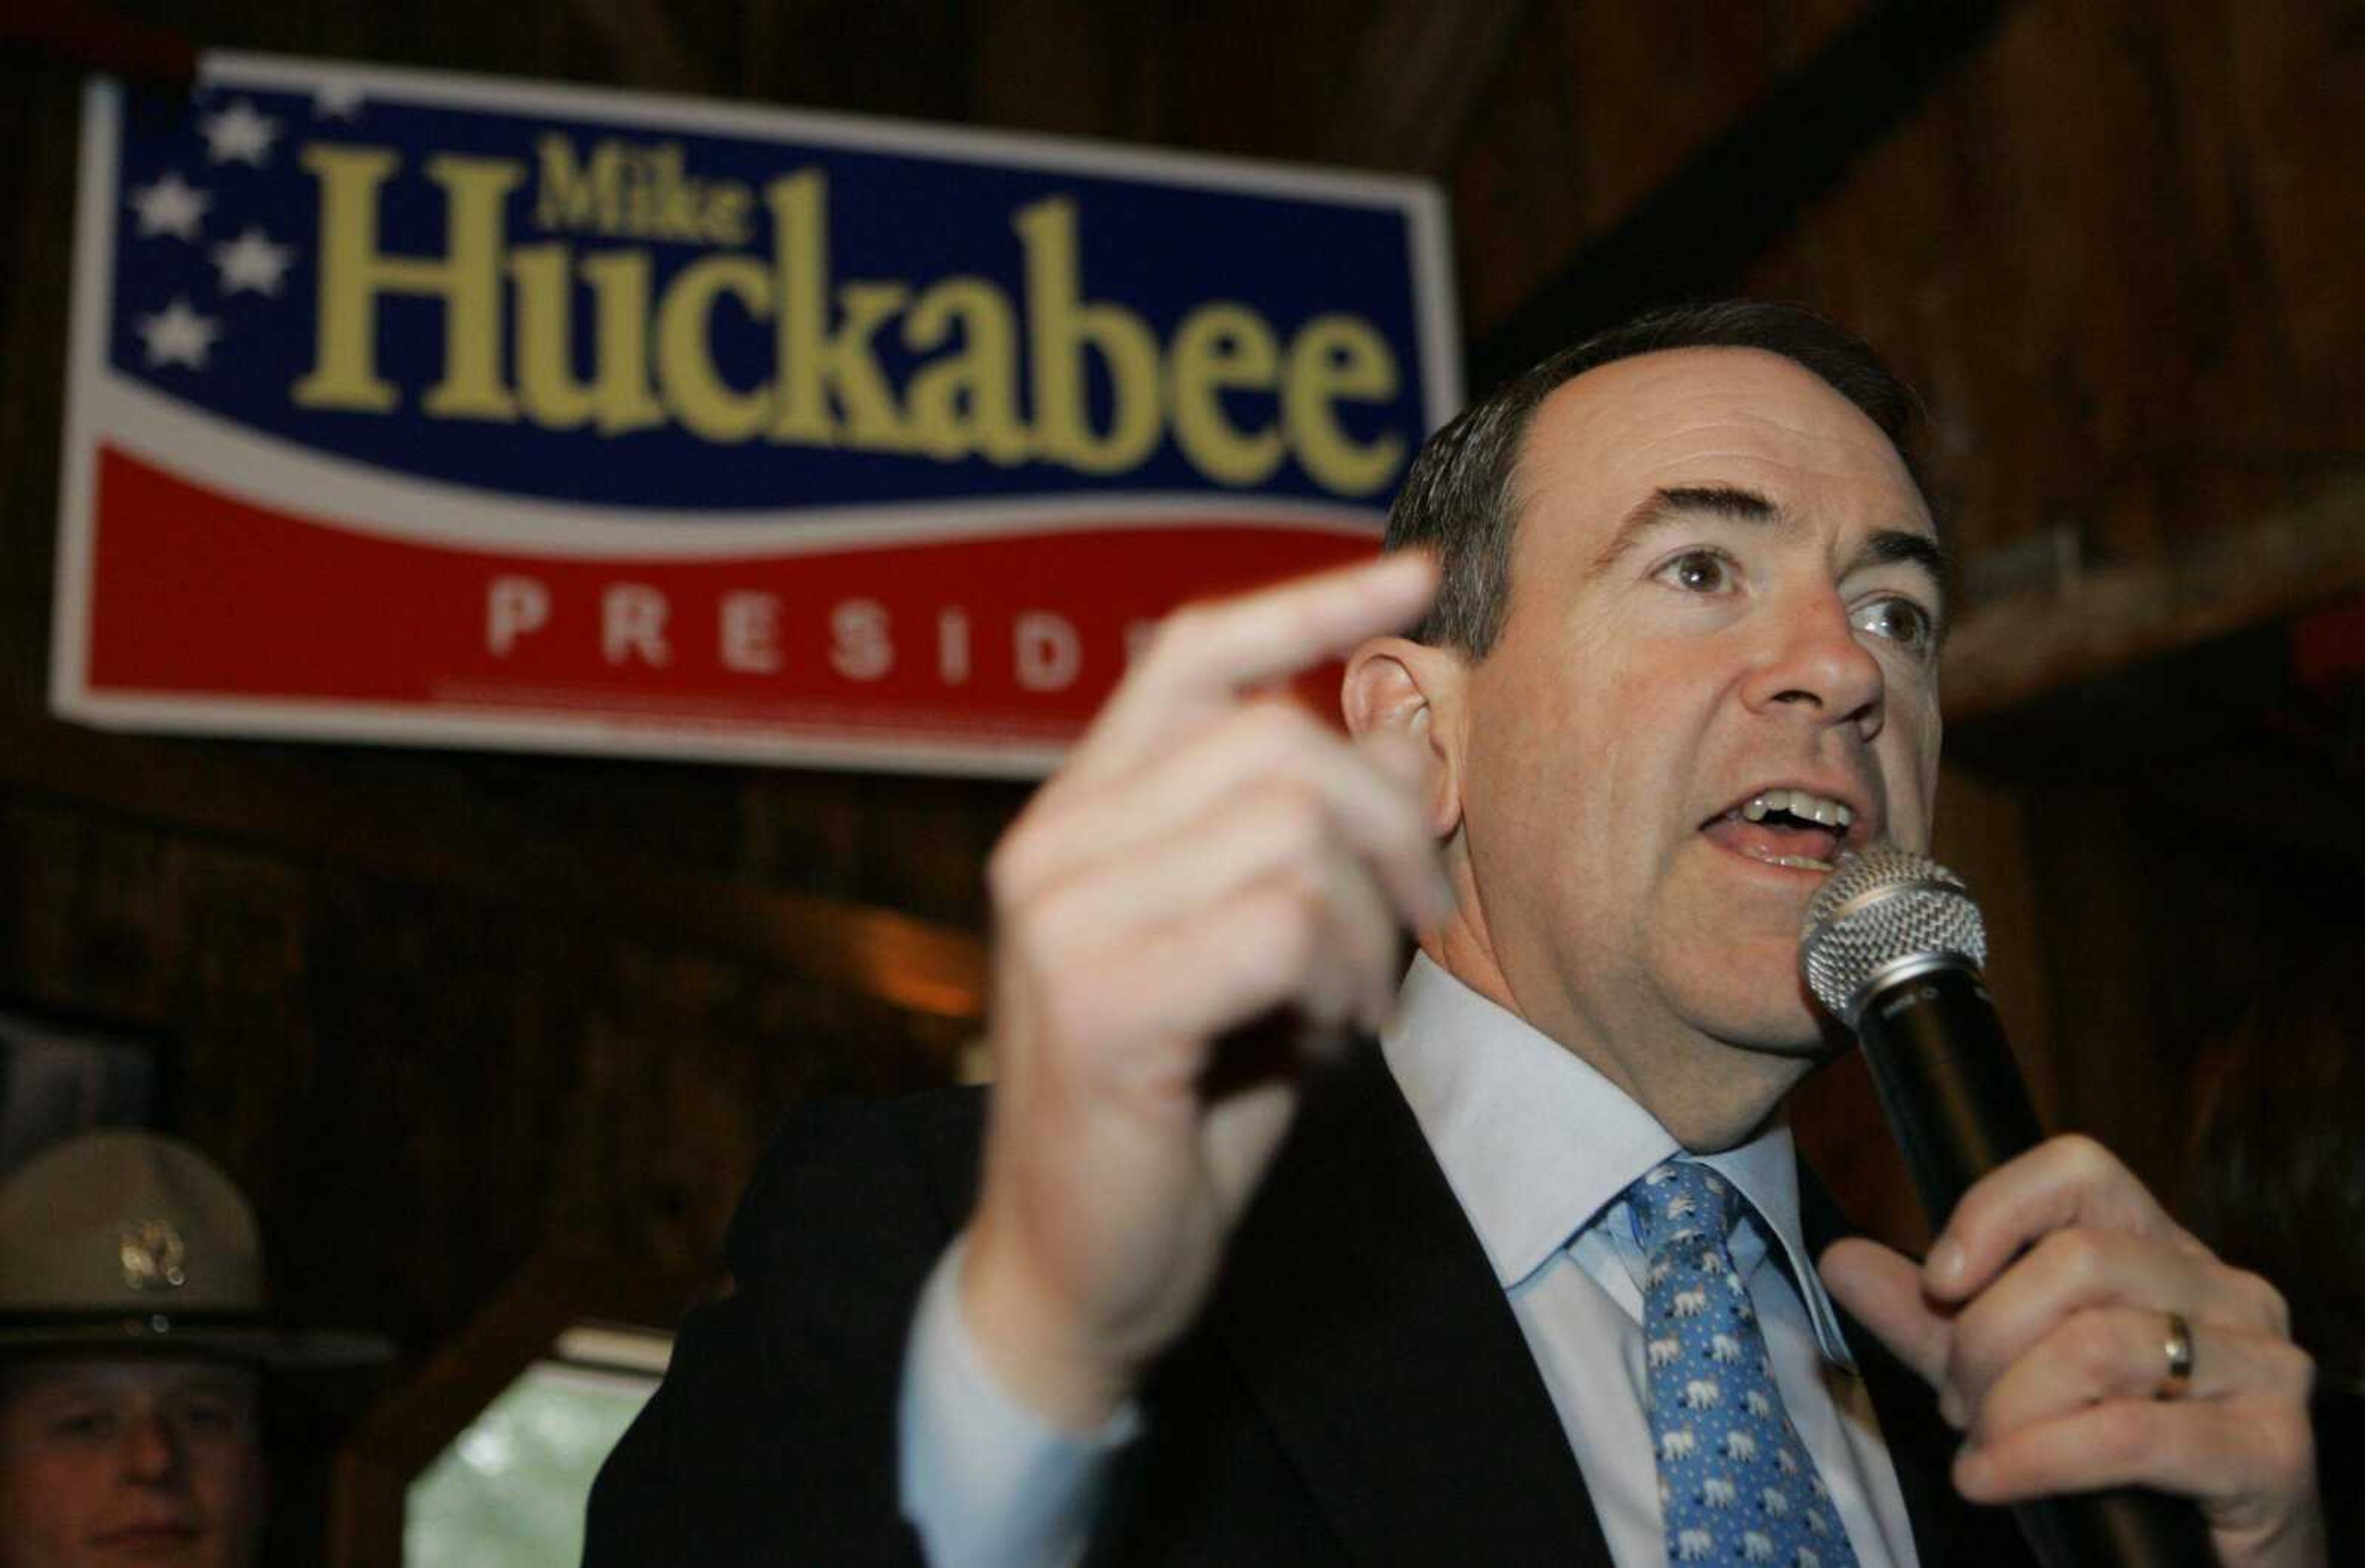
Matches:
[2157,1311,2194,1400]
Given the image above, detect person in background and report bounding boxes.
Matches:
[2185,931,2365,1558]
[0,1132,388,1568]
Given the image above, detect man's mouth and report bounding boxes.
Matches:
[1699,786,1861,872]
[88,1521,202,1554]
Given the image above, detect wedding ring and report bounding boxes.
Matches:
[2156,1311,2195,1400]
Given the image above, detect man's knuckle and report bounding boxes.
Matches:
[1012,885,1085,956]
[2257,1410,2316,1490]
[986,833,1042,906]
[2230,1269,2293,1336]
[2037,1226,2106,1290]
[1943,1336,1987,1400]
[1258,778,1334,858]
[1243,695,1320,752]
[1032,982,1090,1054]
[2264,1340,2316,1400]
[1260,854,1322,913]
[2052,1132,2118,1186]
[1346,887,1396,960]
[1248,887,1321,976]
[1366,774,1430,849]
[2085,1400,2151,1467]
[2064,1311,2123,1382]
[1155,603,1213,654]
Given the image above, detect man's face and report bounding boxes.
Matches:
[0,1358,265,1568]
[1450,347,1944,1095]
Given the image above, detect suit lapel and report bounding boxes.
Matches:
[1208,1042,1614,1567]
[1797,1171,2037,1568]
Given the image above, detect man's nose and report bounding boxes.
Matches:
[1739,586,1885,738]
[118,1412,184,1484]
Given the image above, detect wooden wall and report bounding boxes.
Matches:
[2,0,2359,1515]
[1728,1,2365,1231]
[1447,0,2364,1243]
[0,0,1022,1357]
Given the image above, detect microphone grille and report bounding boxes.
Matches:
[1800,845,1987,1024]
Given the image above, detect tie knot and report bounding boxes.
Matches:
[1626,1160,1740,1258]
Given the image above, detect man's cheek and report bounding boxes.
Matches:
[1883,731,1941,848]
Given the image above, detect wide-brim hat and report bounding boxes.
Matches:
[0,1131,391,1368]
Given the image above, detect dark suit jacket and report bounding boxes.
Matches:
[585,1041,2037,1566]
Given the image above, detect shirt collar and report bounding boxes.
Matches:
[1380,953,1858,1370]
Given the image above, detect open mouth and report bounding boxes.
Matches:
[1698,786,1862,872]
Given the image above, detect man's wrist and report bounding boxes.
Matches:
[902,1236,1140,1568]
[958,1220,1139,1433]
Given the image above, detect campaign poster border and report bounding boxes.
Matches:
[52,53,1461,777]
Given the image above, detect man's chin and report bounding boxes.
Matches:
[1657,940,1837,1057]
[1687,978,1850,1062]
[1711,1015,1844,1061]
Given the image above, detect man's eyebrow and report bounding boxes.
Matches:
[1585,484,1782,579]
[1847,528,1949,578]
[1847,529,1953,624]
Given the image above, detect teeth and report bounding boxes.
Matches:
[1738,788,1853,828]
[1739,844,1836,872]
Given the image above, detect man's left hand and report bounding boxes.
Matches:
[1819,1133,2324,1568]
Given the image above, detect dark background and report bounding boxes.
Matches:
[3,0,2361,1554]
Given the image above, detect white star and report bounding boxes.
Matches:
[137,297,222,369]
[199,99,280,166]
[212,225,295,296]
[127,171,210,241]
[313,79,365,121]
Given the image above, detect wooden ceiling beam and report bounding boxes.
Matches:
[1309,0,1540,173]
[1941,478,2365,724]
[1466,0,2014,392]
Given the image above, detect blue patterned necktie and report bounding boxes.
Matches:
[1628,1159,1859,1567]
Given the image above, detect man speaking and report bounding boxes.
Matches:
[586,302,2324,1566]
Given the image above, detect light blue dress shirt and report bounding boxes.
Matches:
[900,955,1924,1568]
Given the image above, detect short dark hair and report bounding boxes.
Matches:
[1385,300,1929,654]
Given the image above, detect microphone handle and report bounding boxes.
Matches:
[1853,963,2215,1568]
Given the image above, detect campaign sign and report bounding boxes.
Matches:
[54,54,1458,774]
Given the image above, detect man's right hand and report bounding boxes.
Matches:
[959,552,1452,1430]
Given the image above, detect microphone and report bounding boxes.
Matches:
[1799,846,2212,1568]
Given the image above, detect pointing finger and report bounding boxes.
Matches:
[999,698,1450,931]
[1072,551,1438,780]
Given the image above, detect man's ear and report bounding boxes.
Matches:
[1342,635,1466,839]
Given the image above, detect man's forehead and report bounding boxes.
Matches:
[1513,346,1925,522]
[4,1356,258,1401]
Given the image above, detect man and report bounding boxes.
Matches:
[588,302,2323,1566]
[0,1132,389,1567]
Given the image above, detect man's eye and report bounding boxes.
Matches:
[1853,596,1934,652]
[51,1411,115,1441]
[183,1400,247,1433]
[1654,549,1736,594]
